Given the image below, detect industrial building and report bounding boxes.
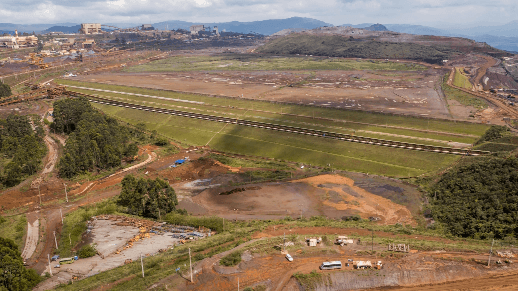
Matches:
[0,30,38,48]
[80,23,102,34]
[141,24,155,31]
[190,25,205,35]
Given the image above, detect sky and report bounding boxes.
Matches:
[1,0,517,27]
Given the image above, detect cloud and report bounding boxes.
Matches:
[0,0,516,27]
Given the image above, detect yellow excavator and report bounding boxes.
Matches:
[26,53,49,69]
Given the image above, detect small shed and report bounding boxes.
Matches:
[308,238,318,247]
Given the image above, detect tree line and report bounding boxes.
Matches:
[52,98,139,178]
[0,114,46,188]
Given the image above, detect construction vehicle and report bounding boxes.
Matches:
[374,261,383,269]
[26,53,48,69]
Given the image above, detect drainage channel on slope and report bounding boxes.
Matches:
[67,91,490,156]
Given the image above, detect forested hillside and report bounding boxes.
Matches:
[257,34,452,64]
[430,156,518,239]
[0,114,46,188]
[52,98,139,178]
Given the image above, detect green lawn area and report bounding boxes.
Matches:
[58,79,489,140]
[0,214,27,252]
[453,68,473,89]
[123,55,427,73]
[94,103,460,177]
[443,75,487,109]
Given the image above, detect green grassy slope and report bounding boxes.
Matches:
[93,103,459,177]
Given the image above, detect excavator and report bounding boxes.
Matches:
[26,53,49,69]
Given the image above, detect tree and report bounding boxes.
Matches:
[430,157,518,239]
[0,83,11,98]
[118,175,178,218]
[0,237,41,290]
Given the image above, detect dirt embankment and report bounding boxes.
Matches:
[312,256,491,290]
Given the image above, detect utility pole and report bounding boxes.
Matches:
[371,229,374,252]
[238,277,240,291]
[223,218,225,232]
[488,239,495,267]
[189,248,193,283]
[59,209,63,224]
[48,254,52,276]
[284,232,286,252]
[69,233,71,245]
[64,183,68,203]
[140,253,144,277]
[53,231,58,249]
[38,185,41,205]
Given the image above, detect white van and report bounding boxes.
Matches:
[285,254,293,262]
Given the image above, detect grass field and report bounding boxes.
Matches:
[442,75,487,109]
[93,103,460,177]
[123,55,427,73]
[0,214,27,251]
[57,79,489,140]
[453,68,473,89]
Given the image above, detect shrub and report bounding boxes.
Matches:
[77,244,97,258]
[0,83,11,97]
[220,251,242,266]
[155,137,169,146]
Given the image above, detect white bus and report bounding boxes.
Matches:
[319,261,342,270]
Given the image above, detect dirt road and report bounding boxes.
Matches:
[28,148,157,274]
[21,215,39,260]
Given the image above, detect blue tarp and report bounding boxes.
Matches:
[175,159,185,164]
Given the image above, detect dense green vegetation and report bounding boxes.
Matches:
[219,251,242,266]
[0,83,11,98]
[0,114,46,188]
[118,175,177,219]
[52,98,139,178]
[0,237,41,291]
[77,245,97,258]
[473,126,517,152]
[475,125,509,145]
[257,35,454,64]
[430,156,518,239]
[124,54,426,72]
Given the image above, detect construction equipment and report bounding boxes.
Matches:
[26,53,49,69]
